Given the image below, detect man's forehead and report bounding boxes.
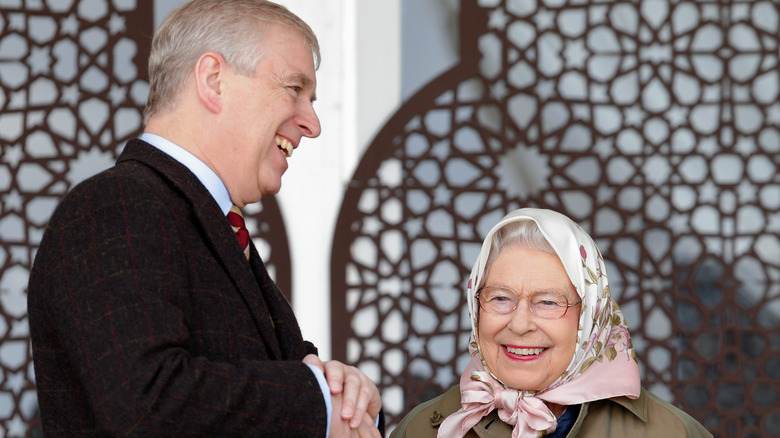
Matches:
[289,72,314,86]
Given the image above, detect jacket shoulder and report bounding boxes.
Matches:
[46,140,199,227]
[577,388,712,438]
[641,390,713,437]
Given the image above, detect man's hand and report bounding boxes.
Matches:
[329,392,381,437]
[303,355,382,430]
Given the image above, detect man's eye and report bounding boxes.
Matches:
[289,85,301,94]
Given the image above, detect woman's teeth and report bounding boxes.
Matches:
[506,346,545,356]
[276,135,293,157]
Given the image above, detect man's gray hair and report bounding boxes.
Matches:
[143,0,320,126]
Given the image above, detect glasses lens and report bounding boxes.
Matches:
[530,292,568,318]
[478,287,517,315]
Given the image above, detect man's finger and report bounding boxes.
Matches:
[324,360,347,394]
[339,371,361,420]
[349,380,375,428]
[302,354,324,372]
[355,413,381,438]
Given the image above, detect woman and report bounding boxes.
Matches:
[391,208,711,437]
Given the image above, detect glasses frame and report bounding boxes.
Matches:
[475,285,582,320]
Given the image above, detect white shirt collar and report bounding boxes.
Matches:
[140,133,232,215]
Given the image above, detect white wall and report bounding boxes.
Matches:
[267,0,403,360]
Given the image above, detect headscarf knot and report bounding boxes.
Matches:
[438,362,558,438]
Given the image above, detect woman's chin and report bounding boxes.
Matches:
[495,369,552,392]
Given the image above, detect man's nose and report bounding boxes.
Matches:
[297,103,321,138]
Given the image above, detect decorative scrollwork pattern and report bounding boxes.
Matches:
[332,1,779,436]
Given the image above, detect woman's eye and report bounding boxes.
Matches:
[534,297,565,308]
[488,294,514,304]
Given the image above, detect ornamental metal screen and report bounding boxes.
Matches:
[0,2,291,436]
[332,1,779,437]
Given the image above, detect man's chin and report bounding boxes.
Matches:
[259,184,282,198]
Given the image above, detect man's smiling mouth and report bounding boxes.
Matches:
[276,135,293,157]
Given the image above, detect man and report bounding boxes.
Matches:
[28,1,382,436]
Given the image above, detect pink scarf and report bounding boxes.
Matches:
[438,209,641,438]
[440,356,558,437]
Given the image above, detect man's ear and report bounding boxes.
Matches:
[195,51,227,114]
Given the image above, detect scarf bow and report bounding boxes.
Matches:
[438,360,557,438]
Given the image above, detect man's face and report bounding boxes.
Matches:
[219,23,320,206]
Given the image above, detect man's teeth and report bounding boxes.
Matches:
[506,346,545,356]
[276,135,293,157]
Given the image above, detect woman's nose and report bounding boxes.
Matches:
[506,300,537,334]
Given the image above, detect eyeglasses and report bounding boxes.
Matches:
[476,286,582,319]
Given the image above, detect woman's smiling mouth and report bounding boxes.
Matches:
[504,345,547,358]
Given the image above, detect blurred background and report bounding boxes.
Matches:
[0,0,778,436]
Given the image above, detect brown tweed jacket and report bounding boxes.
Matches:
[28,139,327,436]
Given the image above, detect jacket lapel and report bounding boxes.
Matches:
[248,247,308,360]
[117,139,283,359]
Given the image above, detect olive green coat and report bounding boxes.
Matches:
[390,386,712,438]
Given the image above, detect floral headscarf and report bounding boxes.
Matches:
[439,208,640,438]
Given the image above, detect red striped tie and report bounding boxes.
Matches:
[227,205,250,260]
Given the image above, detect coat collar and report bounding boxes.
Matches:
[468,393,648,437]
[606,390,648,422]
[429,385,649,437]
[117,139,283,359]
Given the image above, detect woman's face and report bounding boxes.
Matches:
[477,246,581,391]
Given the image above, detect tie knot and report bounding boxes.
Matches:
[228,205,246,227]
[228,205,250,260]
